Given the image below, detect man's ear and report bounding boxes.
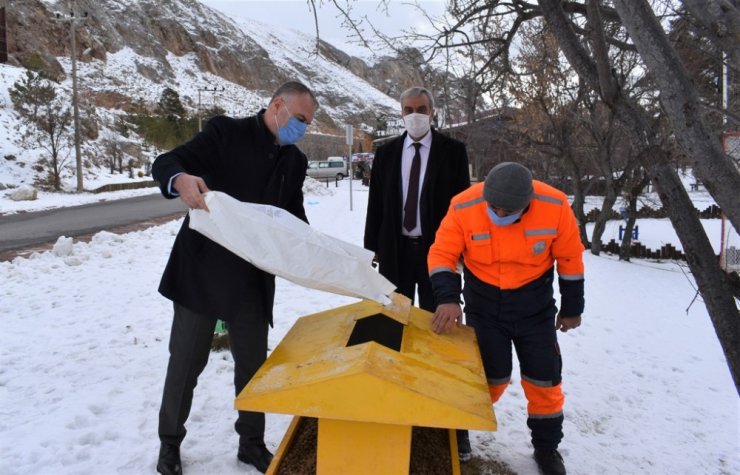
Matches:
[268,96,280,114]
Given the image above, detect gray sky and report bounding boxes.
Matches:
[199,0,447,57]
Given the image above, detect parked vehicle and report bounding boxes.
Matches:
[307,158,348,180]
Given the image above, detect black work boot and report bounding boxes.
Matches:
[456,429,472,463]
[237,444,273,474]
[533,448,566,475]
[156,443,182,475]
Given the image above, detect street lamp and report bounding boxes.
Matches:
[54,1,88,192]
[197,86,225,131]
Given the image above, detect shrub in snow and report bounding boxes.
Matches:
[8,185,38,201]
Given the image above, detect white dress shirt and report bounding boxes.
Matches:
[401,132,432,237]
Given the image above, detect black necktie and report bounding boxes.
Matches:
[403,143,422,232]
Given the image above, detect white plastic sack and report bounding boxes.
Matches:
[189,191,395,305]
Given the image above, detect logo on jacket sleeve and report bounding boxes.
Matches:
[532,240,547,255]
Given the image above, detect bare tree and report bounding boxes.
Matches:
[508,26,594,245]
[318,1,740,390]
[683,0,740,77]
[28,97,73,191]
[582,99,642,256]
[101,127,124,174]
[10,71,73,191]
[619,167,651,261]
[537,0,740,394]
[507,25,643,252]
[611,0,740,232]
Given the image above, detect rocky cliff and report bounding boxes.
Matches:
[4,0,427,133]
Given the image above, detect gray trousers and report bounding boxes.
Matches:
[158,298,269,447]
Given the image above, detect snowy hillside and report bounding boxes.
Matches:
[0,0,401,193]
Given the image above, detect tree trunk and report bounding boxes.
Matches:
[612,0,740,234]
[619,194,638,261]
[562,155,590,247]
[620,173,650,261]
[590,188,617,256]
[646,151,740,395]
[539,0,740,394]
[683,0,740,70]
[571,180,590,248]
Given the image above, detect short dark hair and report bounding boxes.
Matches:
[400,87,434,110]
[271,81,319,109]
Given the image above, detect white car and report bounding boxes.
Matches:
[307,158,348,180]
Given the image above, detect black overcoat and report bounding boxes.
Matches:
[152,112,308,324]
[364,129,470,286]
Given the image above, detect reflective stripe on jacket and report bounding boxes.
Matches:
[428,181,585,290]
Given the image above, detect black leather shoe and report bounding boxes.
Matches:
[156,443,182,475]
[237,444,273,474]
[534,448,566,475]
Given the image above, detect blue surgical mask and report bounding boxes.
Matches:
[275,102,307,145]
[487,207,522,226]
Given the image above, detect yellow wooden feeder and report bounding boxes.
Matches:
[235,294,496,474]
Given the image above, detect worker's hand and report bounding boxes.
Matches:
[432,302,463,334]
[556,315,581,333]
[173,173,210,211]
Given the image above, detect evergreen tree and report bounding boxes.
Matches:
[157,87,186,122]
[9,70,72,191]
[9,70,56,123]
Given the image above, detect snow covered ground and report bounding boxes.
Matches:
[0,179,738,474]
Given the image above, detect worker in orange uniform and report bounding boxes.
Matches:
[428,162,585,475]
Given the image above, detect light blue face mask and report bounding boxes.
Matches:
[487,207,523,226]
[275,102,307,145]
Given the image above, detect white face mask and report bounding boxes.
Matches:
[403,113,431,139]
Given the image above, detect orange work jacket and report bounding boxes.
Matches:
[428,180,584,290]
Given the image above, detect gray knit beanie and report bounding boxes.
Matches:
[483,162,534,211]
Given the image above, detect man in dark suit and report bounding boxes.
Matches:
[364,86,471,460]
[365,87,472,462]
[152,81,318,475]
[364,86,470,312]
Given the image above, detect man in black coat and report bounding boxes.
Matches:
[152,81,318,475]
[363,86,471,461]
[364,86,470,312]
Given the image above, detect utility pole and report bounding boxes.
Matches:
[197,86,225,132]
[346,124,353,211]
[54,2,88,192]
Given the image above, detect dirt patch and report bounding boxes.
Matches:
[275,417,317,474]
[275,417,455,474]
[410,425,452,474]
[276,417,516,475]
[273,417,517,474]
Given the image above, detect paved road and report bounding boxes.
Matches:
[0,193,187,253]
